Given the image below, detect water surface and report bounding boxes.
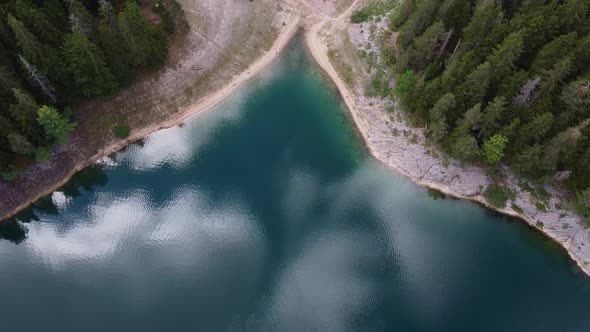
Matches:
[2,38,590,331]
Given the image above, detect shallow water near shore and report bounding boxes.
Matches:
[2,38,590,331]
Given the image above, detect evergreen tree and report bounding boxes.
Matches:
[7,14,45,66]
[14,0,62,47]
[397,0,440,50]
[117,1,167,68]
[390,0,415,30]
[511,144,543,177]
[399,21,446,71]
[487,31,524,78]
[480,97,507,138]
[446,124,480,161]
[429,93,455,142]
[7,132,34,155]
[64,29,117,96]
[9,88,41,143]
[18,55,57,103]
[461,0,504,51]
[561,78,590,114]
[68,0,95,37]
[531,32,578,72]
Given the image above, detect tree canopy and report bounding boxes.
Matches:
[0,0,183,180]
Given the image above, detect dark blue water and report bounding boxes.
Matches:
[1,38,590,332]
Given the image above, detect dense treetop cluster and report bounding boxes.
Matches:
[0,0,184,181]
[358,0,589,216]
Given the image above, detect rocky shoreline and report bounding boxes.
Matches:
[305,4,590,277]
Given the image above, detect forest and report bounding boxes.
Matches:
[0,0,184,181]
[358,0,590,219]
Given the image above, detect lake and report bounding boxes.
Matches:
[1,37,590,331]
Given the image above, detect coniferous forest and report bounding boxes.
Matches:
[370,0,590,218]
[0,0,184,181]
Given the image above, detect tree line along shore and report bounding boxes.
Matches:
[350,0,590,223]
[0,0,186,182]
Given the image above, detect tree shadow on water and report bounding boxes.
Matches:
[0,218,28,244]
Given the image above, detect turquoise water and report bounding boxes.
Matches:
[1,38,590,331]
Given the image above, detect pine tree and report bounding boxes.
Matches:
[117,1,167,68]
[429,93,455,142]
[487,31,524,78]
[64,29,117,97]
[14,0,62,47]
[561,78,590,114]
[7,14,45,66]
[461,0,504,51]
[400,21,446,71]
[7,132,34,155]
[531,32,578,72]
[446,124,480,161]
[18,55,57,103]
[98,20,134,85]
[542,119,590,172]
[459,61,492,107]
[436,0,471,32]
[68,0,95,37]
[397,0,440,50]
[390,0,415,30]
[480,97,506,138]
[558,0,589,32]
[511,144,543,178]
[9,88,41,143]
[461,103,482,131]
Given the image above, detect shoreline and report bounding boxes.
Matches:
[1,0,589,279]
[303,5,590,278]
[0,17,301,223]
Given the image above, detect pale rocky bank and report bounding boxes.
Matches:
[306,1,590,277]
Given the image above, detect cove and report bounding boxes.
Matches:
[1,37,590,331]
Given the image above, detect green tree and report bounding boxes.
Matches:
[7,14,45,66]
[117,1,168,68]
[436,0,471,32]
[429,93,455,142]
[446,124,480,161]
[542,119,590,172]
[9,88,41,143]
[480,97,506,138]
[577,188,590,222]
[37,106,75,144]
[64,29,117,97]
[561,78,590,114]
[399,21,446,71]
[511,144,543,178]
[14,0,62,47]
[397,0,440,50]
[461,0,503,51]
[390,0,415,29]
[487,32,524,78]
[98,22,135,86]
[460,62,492,109]
[7,132,34,155]
[531,32,578,72]
[393,70,417,102]
[482,134,508,165]
[462,103,482,130]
